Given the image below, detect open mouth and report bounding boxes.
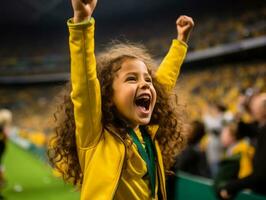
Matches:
[135,94,151,111]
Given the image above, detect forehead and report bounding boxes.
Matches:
[117,58,149,75]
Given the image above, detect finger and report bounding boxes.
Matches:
[176,17,187,26]
[72,0,84,8]
[180,15,194,26]
[182,16,194,26]
[176,17,182,25]
[186,16,195,26]
[179,24,192,32]
[84,0,93,3]
[176,15,185,24]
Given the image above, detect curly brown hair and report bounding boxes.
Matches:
[48,42,186,185]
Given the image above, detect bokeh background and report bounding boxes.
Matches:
[0,0,265,199]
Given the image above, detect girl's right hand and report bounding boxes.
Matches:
[71,0,97,23]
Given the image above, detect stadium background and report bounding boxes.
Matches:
[0,0,265,199]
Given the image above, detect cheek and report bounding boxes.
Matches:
[151,87,157,104]
[112,86,123,109]
[113,85,135,107]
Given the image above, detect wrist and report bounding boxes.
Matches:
[177,35,188,44]
[74,12,91,23]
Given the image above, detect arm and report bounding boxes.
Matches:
[156,16,194,90]
[68,0,101,148]
[219,174,259,199]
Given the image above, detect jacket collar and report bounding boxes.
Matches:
[105,124,159,140]
[147,125,159,140]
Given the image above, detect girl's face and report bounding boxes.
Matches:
[112,58,157,129]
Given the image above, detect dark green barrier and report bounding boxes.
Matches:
[174,172,266,200]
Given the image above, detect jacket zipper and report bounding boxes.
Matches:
[105,127,127,200]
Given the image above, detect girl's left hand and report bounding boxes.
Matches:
[176,15,194,43]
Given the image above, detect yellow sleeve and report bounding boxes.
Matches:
[155,39,187,90]
[68,18,102,148]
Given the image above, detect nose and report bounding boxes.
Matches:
[139,80,150,90]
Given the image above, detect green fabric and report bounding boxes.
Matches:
[129,127,156,197]
[213,154,241,191]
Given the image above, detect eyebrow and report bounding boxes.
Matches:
[124,72,151,77]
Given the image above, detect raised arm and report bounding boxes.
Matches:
[68,0,102,148]
[156,15,194,90]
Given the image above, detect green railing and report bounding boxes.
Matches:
[173,171,266,200]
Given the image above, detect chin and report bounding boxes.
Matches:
[138,118,151,125]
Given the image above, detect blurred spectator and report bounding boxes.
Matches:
[214,122,254,195]
[219,93,266,199]
[203,102,230,177]
[0,109,12,199]
[235,87,260,122]
[173,120,210,178]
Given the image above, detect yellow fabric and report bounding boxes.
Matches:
[231,139,255,178]
[68,17,187,200]
[114,128,157,200]
[199,134,209,152]
[156,39,188,91]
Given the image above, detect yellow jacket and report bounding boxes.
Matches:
[230,139,254,178]
[68,18,187,200]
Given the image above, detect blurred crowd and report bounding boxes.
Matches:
[173,62,266,198]
[0,85,63,151]
[174,90,266,199]
[0,5,265,75]
[188,7,266,50]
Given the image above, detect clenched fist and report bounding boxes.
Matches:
[176,15,194,43]
[71,0,97,23]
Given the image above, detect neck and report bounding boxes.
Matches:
[133,125,139,131]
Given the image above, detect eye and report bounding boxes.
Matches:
[126,76,137,82]
[145,77,152,83]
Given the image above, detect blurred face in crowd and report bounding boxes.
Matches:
[220,126,236,148]
[250,93,266,124]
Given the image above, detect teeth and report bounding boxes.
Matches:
[136,94,150,100]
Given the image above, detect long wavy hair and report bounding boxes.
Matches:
[48,42,186,185]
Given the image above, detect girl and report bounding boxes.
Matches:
[48,0,194,199]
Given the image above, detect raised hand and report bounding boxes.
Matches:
[176,15,194,43]
[71,0,97,23]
